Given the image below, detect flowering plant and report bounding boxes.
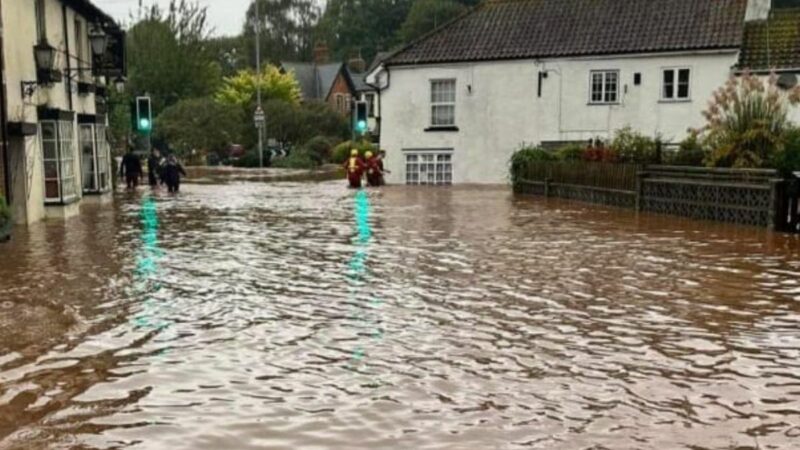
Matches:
[697,72,800,168]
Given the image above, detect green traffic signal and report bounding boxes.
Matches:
[357,120,367,132]
[139,118,151,131]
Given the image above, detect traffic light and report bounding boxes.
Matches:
[355,101,368,134]
[135,96,152,133]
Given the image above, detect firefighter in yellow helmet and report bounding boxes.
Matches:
[343,149,366,188]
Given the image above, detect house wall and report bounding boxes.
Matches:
[327,71,353,115]
[379,51,740,184]
[3,0,105,224]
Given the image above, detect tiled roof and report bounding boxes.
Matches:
[282,62,345,100]
[739,8,800,70]
[387,0,747,66]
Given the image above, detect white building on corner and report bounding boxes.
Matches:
[1,0,125,224]
[367,0,800,185]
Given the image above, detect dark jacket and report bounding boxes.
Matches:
[120,153,142,177]
[161,162,187,186]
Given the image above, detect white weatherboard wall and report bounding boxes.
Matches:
[379,51,740,184]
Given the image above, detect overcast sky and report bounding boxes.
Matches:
[94,0,251,36]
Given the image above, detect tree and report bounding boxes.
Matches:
[398,0,466,44]
[242,0,321,64]
[206,36,249,77]
[125,1,221,112]
[318,0,413,62]
[155,98,245,159]
[214,66,302,108]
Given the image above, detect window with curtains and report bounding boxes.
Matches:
[430,79,456,126]
[41,121,78,204]
[80,124,111,194]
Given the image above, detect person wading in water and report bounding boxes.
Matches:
[120,147,143,189]
[344,149,366,189]
[161,155,187,193]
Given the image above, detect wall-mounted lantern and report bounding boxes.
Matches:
[89,26,109,57]
[34,42,56,72]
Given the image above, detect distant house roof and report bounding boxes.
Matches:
[282,62,348,100]
[739,8,800,71]
[386,0,747,66]
[367,52,392,74]
[347,68,371,92]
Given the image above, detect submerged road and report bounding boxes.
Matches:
[1,175,800,449]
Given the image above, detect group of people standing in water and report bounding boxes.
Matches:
[119,148,187,193]
[343,149,388,189]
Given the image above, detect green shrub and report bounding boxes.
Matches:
[555,143,585,161]
[331,140,377,164]
[771,127,800,177]
[0,195,11,231]
[667,133,707,166]
[231,148,269,168]
[304,136,334,166]
[510,145,554,185]
[610,126,658,163]
[271,148,316,170]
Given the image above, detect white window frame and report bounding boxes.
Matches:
[661,67,692,101]
[404,149,453,185]
[41,120,78,204]
[365,93,376,117]
[430,79,456,127]
[80,123,111,194]
[589,70,620,104]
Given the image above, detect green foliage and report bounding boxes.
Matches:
[125,2,221,112]
[510,145,555,184]
[215,66,301,108]
[0,195,10,227]
[555,143,585,161]
[231,149,265,168]
[243,0,320,63]
[772,127,800,177]
[666,133,707,166]
[304,136,334,165]
[609,126,658,163]
[398,0,467,43]
[332,140,377,164]
[262,100,349,150]
[318,0,413,62]
[702,73,800,168]
[272,149,316,169]
[206,35,249,77]
[155,98,245,159]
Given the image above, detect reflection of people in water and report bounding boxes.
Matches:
[344,149,366,189]
[161,155,187,193]
[120,147,143,189]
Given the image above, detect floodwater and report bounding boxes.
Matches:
[1,174,800,450]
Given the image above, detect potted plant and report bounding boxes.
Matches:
[0,195,11,242]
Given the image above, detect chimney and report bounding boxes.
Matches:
[348,56,367,73]
[313,43,329,64]
[746,0,771,21]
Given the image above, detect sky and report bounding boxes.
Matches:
[94,0,251,36]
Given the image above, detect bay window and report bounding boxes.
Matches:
[41,121,78,204]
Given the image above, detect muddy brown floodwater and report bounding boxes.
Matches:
[1,176,800,450]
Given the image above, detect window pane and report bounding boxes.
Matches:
[43,141,57,160]
[678,83,689,99]
[45,180,60,200]
[44,161,58,178]
[678,69,690,84]
[663,70,675,99]
[41,122,56,140]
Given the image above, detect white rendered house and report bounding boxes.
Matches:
[367,0,800,185]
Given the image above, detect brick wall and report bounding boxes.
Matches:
[327,72,354,115]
